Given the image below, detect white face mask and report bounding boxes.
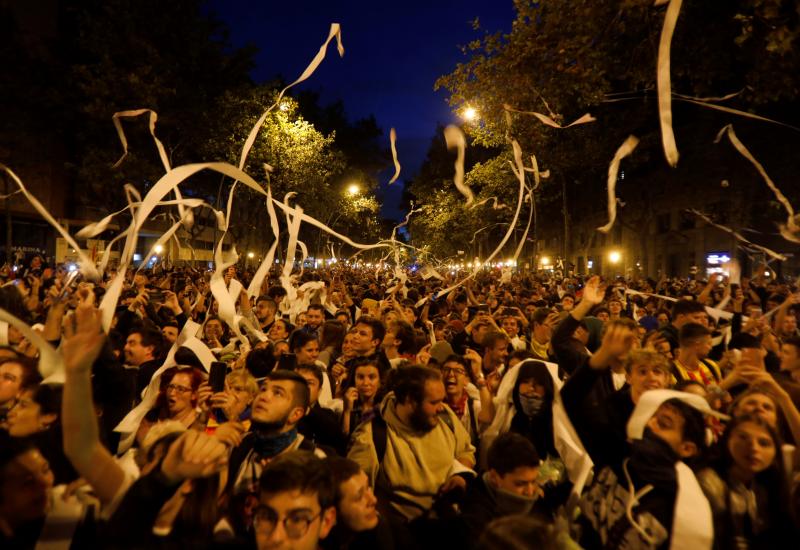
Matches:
[519,394,544,417]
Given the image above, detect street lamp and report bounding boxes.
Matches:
[154,244,164,254]
[608,250,622,264]
[541,256,551,267]
[247,252,255,259]
[463,107,478,122]
[347,183,360,196]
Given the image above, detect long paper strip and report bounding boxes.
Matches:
[443,125,472,205]
[0,165,100,280]
[388,128,401,184]
[111,109,194,229]
[433,139,528,300]
[656,0,683,167]
[597,135,639,233]
[687,209,786,261]
[502,104,596,129]
[715,125,799,239]
[239,23,344,170]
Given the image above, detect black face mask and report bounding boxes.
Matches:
[628,428,681,489]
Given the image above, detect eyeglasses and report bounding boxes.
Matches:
[441,366,466,376]
[165,384,192,394]
[253,506,321,539]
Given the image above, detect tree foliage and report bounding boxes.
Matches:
[409,0,800,259]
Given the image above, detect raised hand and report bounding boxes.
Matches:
[160,430,229,484]
[590,322,637,370]
[580,276,606,306]
[61,291,105,374]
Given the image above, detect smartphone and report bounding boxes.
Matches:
[477,304,489,312]
[278,353,297,371]
[148,289,165,304]
[209,361,227,393]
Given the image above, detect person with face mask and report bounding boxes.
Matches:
[578,390,720,550]
[454,433,544,547]
[508,360,557,461]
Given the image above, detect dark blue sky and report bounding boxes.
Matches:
[207,0,514,219]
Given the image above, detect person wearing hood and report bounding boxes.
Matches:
[509,359,558,461]
[578,390,718,549]
[347,365,476,523]
[456,433,544,547]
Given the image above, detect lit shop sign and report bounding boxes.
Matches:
[706,253,730,265]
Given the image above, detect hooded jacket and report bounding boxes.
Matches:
[347,392,476,521]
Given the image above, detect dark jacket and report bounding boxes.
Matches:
[551,314,588,375]
[297,404,346,455]
[561,358,634,468]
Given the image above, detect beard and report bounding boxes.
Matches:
[408,405,437,434]
[250,414,291,435]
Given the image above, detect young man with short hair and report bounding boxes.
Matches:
[255,451,337,550]
[660,299,708,352]
[321,456,412,549]
[456,433,543,543]
[228,370,323,536]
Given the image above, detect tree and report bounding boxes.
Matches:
[412,0,800,261]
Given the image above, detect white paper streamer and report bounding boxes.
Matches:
[443,125,473,205]
[388,127,401,184]
[239,23,344,171]
[111,109,194,228]
[656,0,683,167]
[687,209,786,261]
[0,165,100,280]
[502,104,596,129]
[715,124,799,241]
[597,135,639,233]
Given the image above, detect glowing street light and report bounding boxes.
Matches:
[247,252,255,259]
[608,250,622,264]
[346,183,360,196]
[541,256,551,266]
[279,102,290,112]
[154,244,164,254]
[463,107,478,122]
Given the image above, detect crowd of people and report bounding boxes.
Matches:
[1,253,799,549]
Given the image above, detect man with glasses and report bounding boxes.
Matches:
[255,451,336,550]
[227,370,323,537]
[440,352,495,447]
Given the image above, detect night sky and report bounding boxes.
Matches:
[206,0,514,220]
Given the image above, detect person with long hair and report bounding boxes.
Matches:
[318,320,346,369]
[331,329,359,398]
[698,414,798,547]
[5,383,76,485]
[137,366,205,445]
[341,357,386,438]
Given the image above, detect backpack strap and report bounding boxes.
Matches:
[466,396,479,447]
[700,359,722,382]
[370,414,388,464]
